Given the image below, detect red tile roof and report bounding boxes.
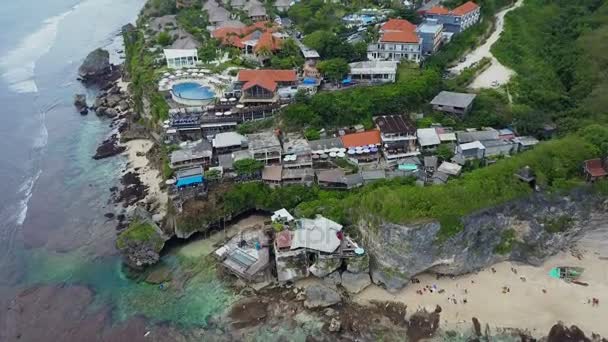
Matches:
[212,21,279,50]
[381,30,419,44]
[254,31,282,53]
[238,69,297,92]
[451,1,480,16]
[585,159,607,177]
[238,69,297,83]
[243,77,277,92]
[340,130,381,148]
[381,18,416,32]
[426,5,450,15]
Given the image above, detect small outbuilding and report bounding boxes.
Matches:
[583,158,607,182]
[430,91,476,117]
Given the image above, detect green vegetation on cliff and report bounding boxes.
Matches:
[492,0,608,134]
[116,221,164,252]
[296,132,605,232]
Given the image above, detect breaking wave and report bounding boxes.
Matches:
[0,5,78,93]
[15,169,42,226]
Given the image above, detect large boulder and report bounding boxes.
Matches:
[309,256,342,278]
[78,48,111,81]
[73,94,88,115]
[116,209,168,270]
[365,189,607,292]
[304,284,341,309]
[346,253,369,273]
[92,135,126,160]
[340,272,371,294]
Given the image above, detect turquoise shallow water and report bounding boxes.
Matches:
[23,247,236,327]
[0,0,235,334]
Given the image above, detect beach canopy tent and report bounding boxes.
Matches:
[164,49,199,69]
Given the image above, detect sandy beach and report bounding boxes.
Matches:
[450,0,524,89]
[122,139,168,218]
[354,222,608,337]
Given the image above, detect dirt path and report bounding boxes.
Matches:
[449,0,524,89]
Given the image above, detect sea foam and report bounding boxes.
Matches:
[15,169,42,226]
[0,7,76,94]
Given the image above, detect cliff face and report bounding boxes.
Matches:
[365,188,608,292]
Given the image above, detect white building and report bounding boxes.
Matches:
[348,60,399,83]
[163,49,199,69]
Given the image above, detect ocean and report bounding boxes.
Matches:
[0,0,236,338]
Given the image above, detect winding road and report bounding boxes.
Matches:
[449,0,524,89]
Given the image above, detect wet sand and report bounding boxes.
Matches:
[355,223,608,337]
[450,0,524,89]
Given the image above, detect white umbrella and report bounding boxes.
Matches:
[220,98,228,102]
[338,148,346,153]
[224,111,232,116]
[215,112,223,116]
[163,72,171,77]
[337,152,346,158]
[329,152,337,158]
[229,97,237,102]
[169,75,176,79]
[363,148,370,153]
[236,104,245,109]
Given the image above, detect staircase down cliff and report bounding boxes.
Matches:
[364,187,608,292]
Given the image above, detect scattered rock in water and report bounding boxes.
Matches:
[145,265,171,284]
[104,212,115,219]
[92,135,125,160]
[73,94,88,115]
[304,284,341,309]
[341,272,371,294]
[228,298,268,329]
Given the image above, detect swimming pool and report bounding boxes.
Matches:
[172,82,216,100]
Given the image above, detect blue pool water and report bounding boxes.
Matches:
[172,82,215,100]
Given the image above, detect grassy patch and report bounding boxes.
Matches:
[437,214,465,242]
[116,221,164,252]
[333,157,358,173]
